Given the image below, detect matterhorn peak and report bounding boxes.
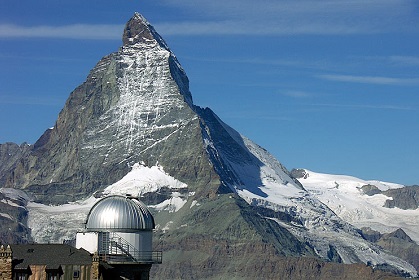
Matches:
[122,12,168,50]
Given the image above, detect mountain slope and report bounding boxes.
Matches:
[294,169,419,244]
[25,163,414,278]
[0,12,417,278]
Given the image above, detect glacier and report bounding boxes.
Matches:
[299,170,419,243]
[199,126,417,276]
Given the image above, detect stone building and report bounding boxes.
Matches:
[0,245,12,280]
[0,243,96,280]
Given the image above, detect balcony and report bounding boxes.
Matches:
[98,232,162,264]
[99,250,162,264]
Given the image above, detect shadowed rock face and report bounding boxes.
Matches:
[361,184,382,196]
[377,229,419,273]
[0,189,31,244]
[122,13,155,46]
[0,143,31,187]
[383,186,419,210]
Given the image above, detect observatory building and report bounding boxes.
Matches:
[76,195,162,280]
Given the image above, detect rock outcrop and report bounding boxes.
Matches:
[0,188,31,244]
[383,186,419,210]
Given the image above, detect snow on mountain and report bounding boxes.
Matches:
[298,169,419,244]
[103,162,190,213]
[80,14,193,167]
[27,196,97,243]
[27,163,190,243]
[23,136,418,275]
[204,131,417,275]
[103,162,187,196]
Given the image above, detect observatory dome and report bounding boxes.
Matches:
[86,195,155,231]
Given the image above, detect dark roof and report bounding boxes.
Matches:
[11,244,92,269]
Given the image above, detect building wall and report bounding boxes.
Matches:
[0,244,153,280]
[62,264,92,280]
[80,231,154,261]
[27,265,47,280]
[0,245,12,280]
[118,232,153,253]
[25,264,93,280]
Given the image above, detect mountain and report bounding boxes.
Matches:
[0,13,417,279]
[293,169,419,274]
[293,169,419,243]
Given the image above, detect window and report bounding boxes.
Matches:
[14,272,28,280]
[45,266,62,280]
[73,270,80,278]
[47,272,60,280]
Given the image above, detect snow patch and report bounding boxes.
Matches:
[0,212,14,221]
[190,200,199,208]
[103,162,187,196]
[159,221,173,233]
[149,196,187,213]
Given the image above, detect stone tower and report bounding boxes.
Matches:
[0,245,12,280]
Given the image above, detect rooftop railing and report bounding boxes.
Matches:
[98,232,162,264]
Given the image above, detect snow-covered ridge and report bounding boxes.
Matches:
[205,130,417,275]
[298,169,419,244]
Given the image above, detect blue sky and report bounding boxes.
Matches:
[1,1,418,185]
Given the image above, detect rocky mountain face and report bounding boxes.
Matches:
[361,228,419,273]
[0,143,31,186]
[359,183,419,210]
[0,143,33,243]
[0,13,417,279]
[383,186,419,209]
[1,13,215,205]
[0,188,31,244]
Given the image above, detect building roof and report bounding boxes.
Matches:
[11,244,92,269]
[85,195,155,232]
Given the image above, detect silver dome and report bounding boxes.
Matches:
[86,195,155,231]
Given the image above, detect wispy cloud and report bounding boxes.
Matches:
[159,0,418,35]
[281,90,312,98]
[312,103,414,111]
[156,20,374,36]
[1,20,355,39]
[389,56,419,66]
[317,74,419,86]
[0,24,122,40]
[1,0,417,39]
